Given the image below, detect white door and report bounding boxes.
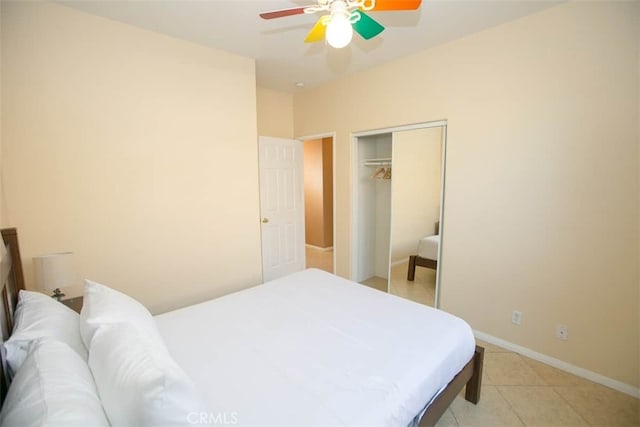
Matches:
[258,136,306,282]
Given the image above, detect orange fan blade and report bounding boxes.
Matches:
[368,0,422,11]
[304,17,327,43]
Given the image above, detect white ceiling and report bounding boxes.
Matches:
[58,0,562,93]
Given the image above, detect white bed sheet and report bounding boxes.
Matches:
[417,235,440,260]
[155,269,474,427]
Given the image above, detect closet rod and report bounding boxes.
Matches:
[363,158,392,167]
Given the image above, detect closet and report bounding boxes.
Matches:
[354,133,392,283]
[352,121,447,306]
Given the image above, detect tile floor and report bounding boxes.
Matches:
[360,260,437,307]
[438,339,640,427]
[390,260,436,307]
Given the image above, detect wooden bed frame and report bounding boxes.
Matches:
[408,222,440,282]
[0,228,26,403]
[407,255,437,281]
[0,228,483,425]
[419,346,484,426]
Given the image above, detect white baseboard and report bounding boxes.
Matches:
[305,244,333,252]
[473,330,640,399]
[391,258,409,268]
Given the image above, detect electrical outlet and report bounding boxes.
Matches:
[556,324,568,340]
[511,310,522,325]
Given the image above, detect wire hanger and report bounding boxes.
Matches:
[371,167,391,180]
[371,167,386,179]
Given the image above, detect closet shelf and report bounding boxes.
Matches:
[363,158,392,167]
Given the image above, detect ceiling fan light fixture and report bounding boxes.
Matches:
[261,0,421,48]
[326,11,353,48]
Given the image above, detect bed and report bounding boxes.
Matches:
[0,228,483,427]
[0,228,24,402]
[407,223,440,282]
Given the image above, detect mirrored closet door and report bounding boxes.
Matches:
[353,121,446,307]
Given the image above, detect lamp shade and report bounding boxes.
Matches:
[33,252,75,291]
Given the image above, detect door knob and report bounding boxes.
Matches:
[262,218,269,223]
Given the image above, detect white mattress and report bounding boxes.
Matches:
[418,235,440,260]
[155,269,474,427]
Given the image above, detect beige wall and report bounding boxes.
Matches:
[0,0,3,227]
[322,137,333,247]
[390,127,442,263]
[256,87,294,139]
[294,2,640,389]
[1,2,262,313]
[304,139,324,246]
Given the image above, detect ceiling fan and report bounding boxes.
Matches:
[259,0,422,49]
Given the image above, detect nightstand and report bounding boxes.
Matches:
[60,296,83,314]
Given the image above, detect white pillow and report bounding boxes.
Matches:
[80,279,163,348]
[0,339,110,427]
[89,323,205,427]
[4,290,87,376]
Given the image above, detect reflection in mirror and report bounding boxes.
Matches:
[388,126,443,307]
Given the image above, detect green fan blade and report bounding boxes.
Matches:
[352,10,385,40]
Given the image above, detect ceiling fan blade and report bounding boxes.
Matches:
[260,7,306,20]
[352,10,384,40]
[367,0,422,11]
[304,17,327,43]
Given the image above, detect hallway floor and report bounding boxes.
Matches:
[305,246,333,273]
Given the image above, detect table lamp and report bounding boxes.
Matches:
[33,252,74,301]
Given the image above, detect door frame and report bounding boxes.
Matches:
[351,120,448,307]
[296,131,337,274]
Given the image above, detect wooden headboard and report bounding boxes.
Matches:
[0,228,26,402]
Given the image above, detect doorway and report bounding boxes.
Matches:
[302,135,335,274]
[352,121,447,307]
[258,136,306,283]
[257,134,336,282]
